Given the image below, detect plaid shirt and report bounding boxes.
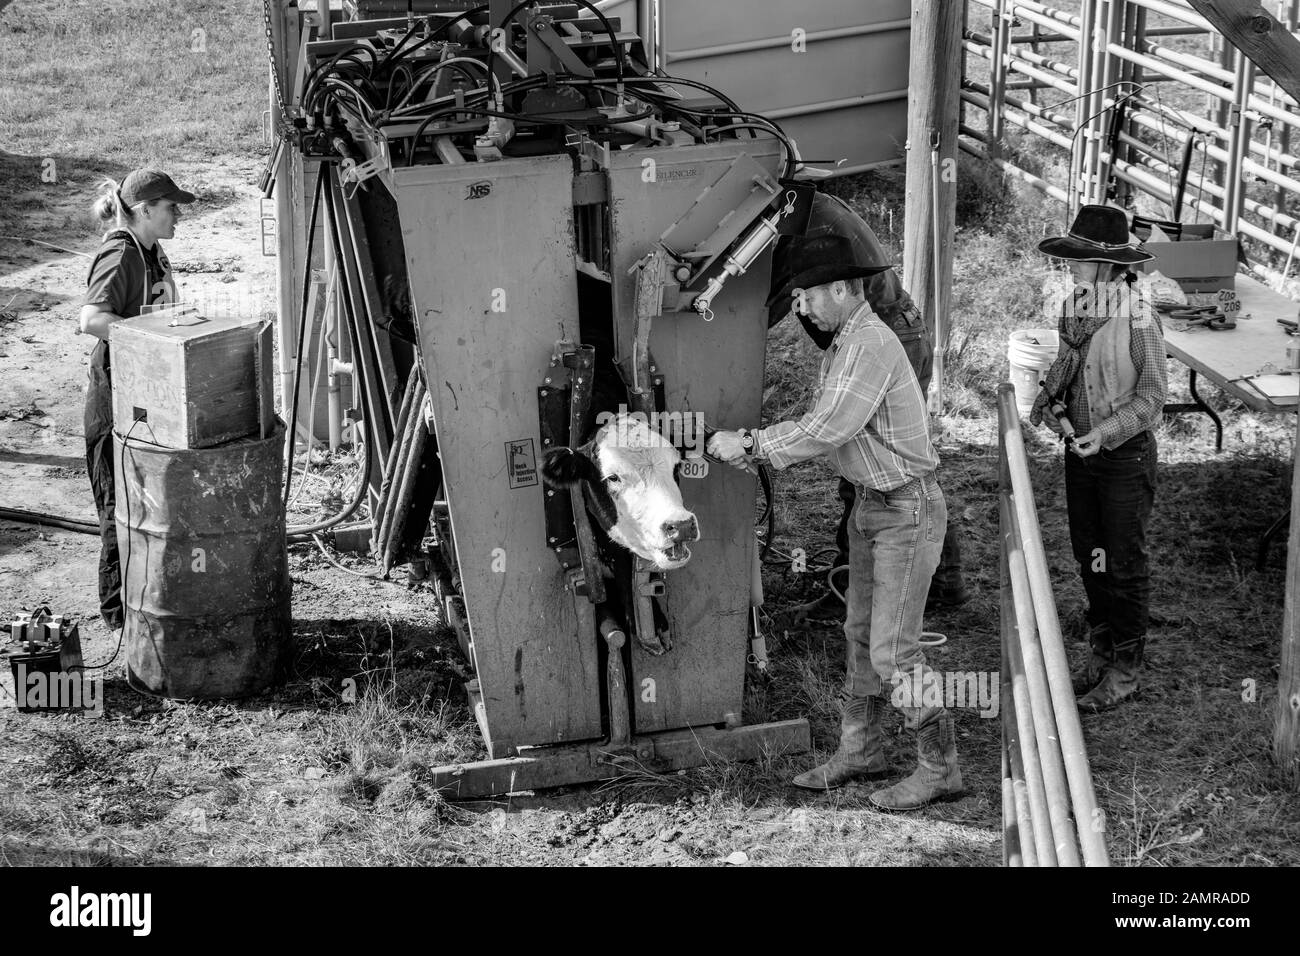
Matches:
[753,304,937,491]
[1063,290,1168,445]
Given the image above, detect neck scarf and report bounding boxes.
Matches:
[1029,284,1118,426]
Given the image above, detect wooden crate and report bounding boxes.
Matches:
[110,308,275,449]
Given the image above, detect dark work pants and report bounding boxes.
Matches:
[84,341,122,630]
[1063,430,1157,650]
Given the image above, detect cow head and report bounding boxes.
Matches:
[541,414,700,571]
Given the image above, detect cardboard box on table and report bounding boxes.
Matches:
[1133,220,1238,292]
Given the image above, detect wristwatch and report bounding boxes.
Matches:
[739,428,755,454]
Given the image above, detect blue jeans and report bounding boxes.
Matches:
[842,474,947,700]
[1064,430,1156,650]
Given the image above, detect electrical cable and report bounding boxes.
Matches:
[381,4,490,73]
[703,122,796,177]
[385,61,416,113]
[73,417,143,673]
[390,57,499,113]
[405,102,656,164]
[302,44,380,113]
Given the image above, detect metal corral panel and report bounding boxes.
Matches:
[655,0,911,174]
[602,141,780,733]
[392,157,604,755]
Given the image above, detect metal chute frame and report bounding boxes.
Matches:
[272,0,811,797]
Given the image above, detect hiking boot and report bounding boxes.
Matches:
[1072,623,1114,695]
[1077,638,1143,713]
[792,695,890,790]
[868,707,964,811]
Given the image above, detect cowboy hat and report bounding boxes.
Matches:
[766,194,894,325]
[765,232,890,321]
[1039,204,1154,265]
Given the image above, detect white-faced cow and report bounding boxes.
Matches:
[541,414,700,572]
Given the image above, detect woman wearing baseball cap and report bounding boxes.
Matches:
[78,168,196,637]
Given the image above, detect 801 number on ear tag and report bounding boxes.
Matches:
[679,458,709,479]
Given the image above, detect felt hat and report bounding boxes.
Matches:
[765,235,889,325]
[766,193,893,325]
[1038,204,1154,265]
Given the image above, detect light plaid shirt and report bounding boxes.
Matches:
[1064,289,1168,445]
[753,303,937,491]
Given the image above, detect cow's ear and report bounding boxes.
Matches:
[541,446,600,488]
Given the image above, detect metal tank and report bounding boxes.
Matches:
[113,422,292,699]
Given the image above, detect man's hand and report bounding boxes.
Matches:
[1070,428,1102,457]
[1042,407,1064,435]
[707,430,750,467]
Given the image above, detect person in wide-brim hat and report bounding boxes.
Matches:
[708,228,963,811]
[1038,202,1155,264]
[764,232,890,326]
[1031,203,1168,716]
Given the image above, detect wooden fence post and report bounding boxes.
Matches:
[1276,413,1300,787]
[903,0,962,405]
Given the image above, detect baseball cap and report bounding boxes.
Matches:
[120,168,197,206]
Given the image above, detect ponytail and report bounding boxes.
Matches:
[91,178,136,228]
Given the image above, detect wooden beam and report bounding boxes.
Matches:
[903,0,963,372]
[424,719,811,799]
[1188,0,1300,106]
[1277,411,1300,788]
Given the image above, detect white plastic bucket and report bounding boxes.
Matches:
[1007,330,1059,417]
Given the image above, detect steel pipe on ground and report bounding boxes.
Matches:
[1001,509,1043,867]
[998,384,1110,867]
[1002,493,1079,865]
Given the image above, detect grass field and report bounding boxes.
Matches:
[0,0,267,247]
[2,0,1299,867]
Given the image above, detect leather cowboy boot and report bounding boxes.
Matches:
[1072,623,1114,695]
[1077,636,1143,712]
[791,695,890,790]
[868,706,964,811]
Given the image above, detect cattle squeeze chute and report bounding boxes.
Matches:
[271,0,814,796]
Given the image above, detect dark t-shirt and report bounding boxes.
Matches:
[82,230,170,319]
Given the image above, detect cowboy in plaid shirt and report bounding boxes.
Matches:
[709,234,962,811]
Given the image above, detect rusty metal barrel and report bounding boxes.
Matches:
[113,422,292,699]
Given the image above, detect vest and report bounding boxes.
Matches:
[1079,286,1143,449]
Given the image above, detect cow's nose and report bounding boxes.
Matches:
[662,516,698,542]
